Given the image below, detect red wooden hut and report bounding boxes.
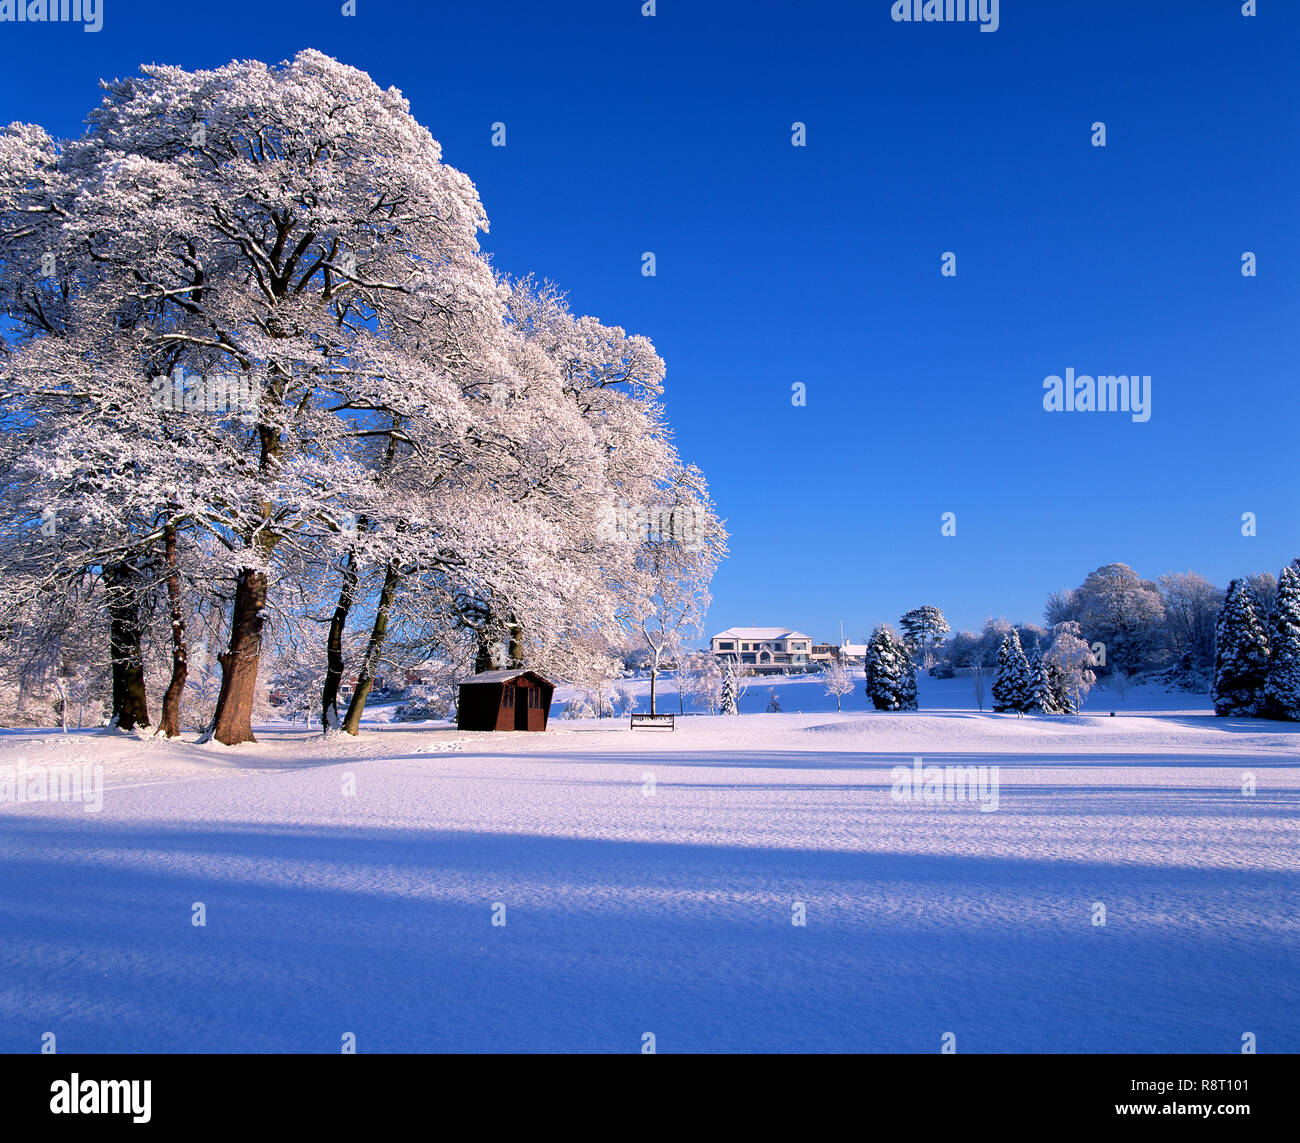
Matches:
[456,670,555,731]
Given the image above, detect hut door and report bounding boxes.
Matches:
[514,683,529,730]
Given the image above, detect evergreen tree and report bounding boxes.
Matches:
[765,688,782,713]
[1025,644,1057,714]
[1262,561,1300,721]
[897,643,918,711]
[865,624,906,711]
[992,630,1032,714]
[1046,661,1074,713]
[1212,579,1270,716]
[720,671,738,715]
[898,605,950,669]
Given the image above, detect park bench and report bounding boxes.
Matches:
[630,713,675,730]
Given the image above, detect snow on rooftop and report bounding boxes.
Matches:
[712,627,811,641]
[459,669,551,685]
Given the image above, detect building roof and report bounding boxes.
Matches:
[712,627,812,642]
[459,669,553,686]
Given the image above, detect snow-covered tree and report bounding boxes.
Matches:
[1262,562,1300,721]
[425,276,726,727]
[823,659,853,712]
[1212,579,1270,716]
[897,645,918,711]
[1246,572,1278,627]
[715,652,751,715]
[624,481,725,716]
[613,682,639,716]
[971,659,987,712]
[1024,643,1057,714]
[1157,571,1222,678]
[1044,621,1096,713]
[992,630,1032,714]
[719,670,738,715]
[685,651,723,714]
[765,688,782,713]
[899,605,950,670]
[865,624,909,711]
[556,631,623,720]
[1062,563,1166,678]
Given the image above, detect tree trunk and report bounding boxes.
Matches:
[649,667,657,716]
[321,547,359,731]
[208,567,267,745]
[156,524,188,739]
[208,386,282,745]
[106,561,151,732]
[53,673,68,733]
[341,561,401,736]
[506,621,524,669]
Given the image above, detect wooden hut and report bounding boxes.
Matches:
[456,670,555,731]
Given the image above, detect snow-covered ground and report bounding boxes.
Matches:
[1,675,1296,1053]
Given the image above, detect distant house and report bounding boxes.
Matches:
[710,627,813,674]
[402,660,446,687]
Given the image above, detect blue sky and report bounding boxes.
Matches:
[3,0,1296,642]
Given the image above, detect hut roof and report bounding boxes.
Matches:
[458,669,553,687]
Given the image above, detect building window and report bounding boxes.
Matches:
[718,641,734,651]
[503,687,514,708]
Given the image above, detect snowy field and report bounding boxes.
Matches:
[1,674,1297,1053]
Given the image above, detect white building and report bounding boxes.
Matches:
[838,639,867,665]
[710,627,813,674]
[811,638,867,667]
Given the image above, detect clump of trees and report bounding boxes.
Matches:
[1213,562,1300,720]
[0,52,724,742]
[1043,562,1276,691]
[988,626,1097,716]
[937,558,1299,720]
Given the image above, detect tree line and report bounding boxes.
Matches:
[857,559,1300,719]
